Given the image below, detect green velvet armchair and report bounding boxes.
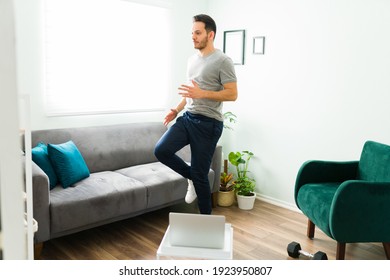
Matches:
[294,140,390,260]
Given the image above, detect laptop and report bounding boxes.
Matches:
[168,212,226,249]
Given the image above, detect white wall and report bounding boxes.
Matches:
[210,0,390,208]
[14,0,390,209]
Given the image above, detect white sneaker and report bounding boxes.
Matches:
[185,179,197,203]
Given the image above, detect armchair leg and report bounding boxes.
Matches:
[382,242,390,260]
[336,242,346,260]
[307,219,315,238]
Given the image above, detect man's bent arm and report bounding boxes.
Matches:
[179,81,238,102]
[203,82,238,102]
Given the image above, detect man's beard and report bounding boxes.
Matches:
[194,36,208,50]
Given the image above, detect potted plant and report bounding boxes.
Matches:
[228,150,256,210]
[217,160,235,207]
[223,111,237,130]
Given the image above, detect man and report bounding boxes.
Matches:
[154,14,237,214]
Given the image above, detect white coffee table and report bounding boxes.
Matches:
[156,223,233,260]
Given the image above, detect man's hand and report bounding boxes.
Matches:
[163,109,178,126]
[178,80,203,99]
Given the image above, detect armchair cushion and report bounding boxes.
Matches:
[297,182,340,237]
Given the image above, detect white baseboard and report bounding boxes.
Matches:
[254,193,302,213]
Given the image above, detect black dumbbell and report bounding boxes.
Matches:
[287,241,328,260]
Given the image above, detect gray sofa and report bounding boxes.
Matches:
[30,122,222,244]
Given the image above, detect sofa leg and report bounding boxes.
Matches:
[383,242,390,259]
[34,242,44,259]
[211,192,217,208]
[336,242,346,260]
[307,219,315,238]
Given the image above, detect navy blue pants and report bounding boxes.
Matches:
[154,112,223,214]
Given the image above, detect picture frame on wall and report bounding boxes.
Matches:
[253,36,265,55]
[223,29,245,65]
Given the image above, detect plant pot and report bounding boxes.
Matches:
[236,192,256,210]
[217,189,235,207]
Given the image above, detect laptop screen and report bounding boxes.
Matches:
[168,212,226,249]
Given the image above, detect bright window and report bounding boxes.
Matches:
[43,0,172,116]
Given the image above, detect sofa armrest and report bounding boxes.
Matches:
[330,180,390,242]
[210,145,222,193]
[294,160,359,204]
[31,160,51,243]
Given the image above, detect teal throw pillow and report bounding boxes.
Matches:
[48,140,90,188]
[31,142,58,189]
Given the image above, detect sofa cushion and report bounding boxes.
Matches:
[49,171,147,235]
[48,140,90,188]
[31,142,58,189]
[358,140,390,182]
[116,162,215,209]
[296,182,340,238]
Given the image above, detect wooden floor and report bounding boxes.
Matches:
[36,199,387,260]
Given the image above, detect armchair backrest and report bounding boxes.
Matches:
[358,140,390,182]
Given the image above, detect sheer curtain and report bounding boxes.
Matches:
[43,0,172,116]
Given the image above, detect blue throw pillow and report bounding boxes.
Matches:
[31,142,58,189]
[48,140,90,188]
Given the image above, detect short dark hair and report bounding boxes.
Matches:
[193,14,217,39]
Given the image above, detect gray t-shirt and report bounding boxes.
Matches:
[185,49,237,121]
